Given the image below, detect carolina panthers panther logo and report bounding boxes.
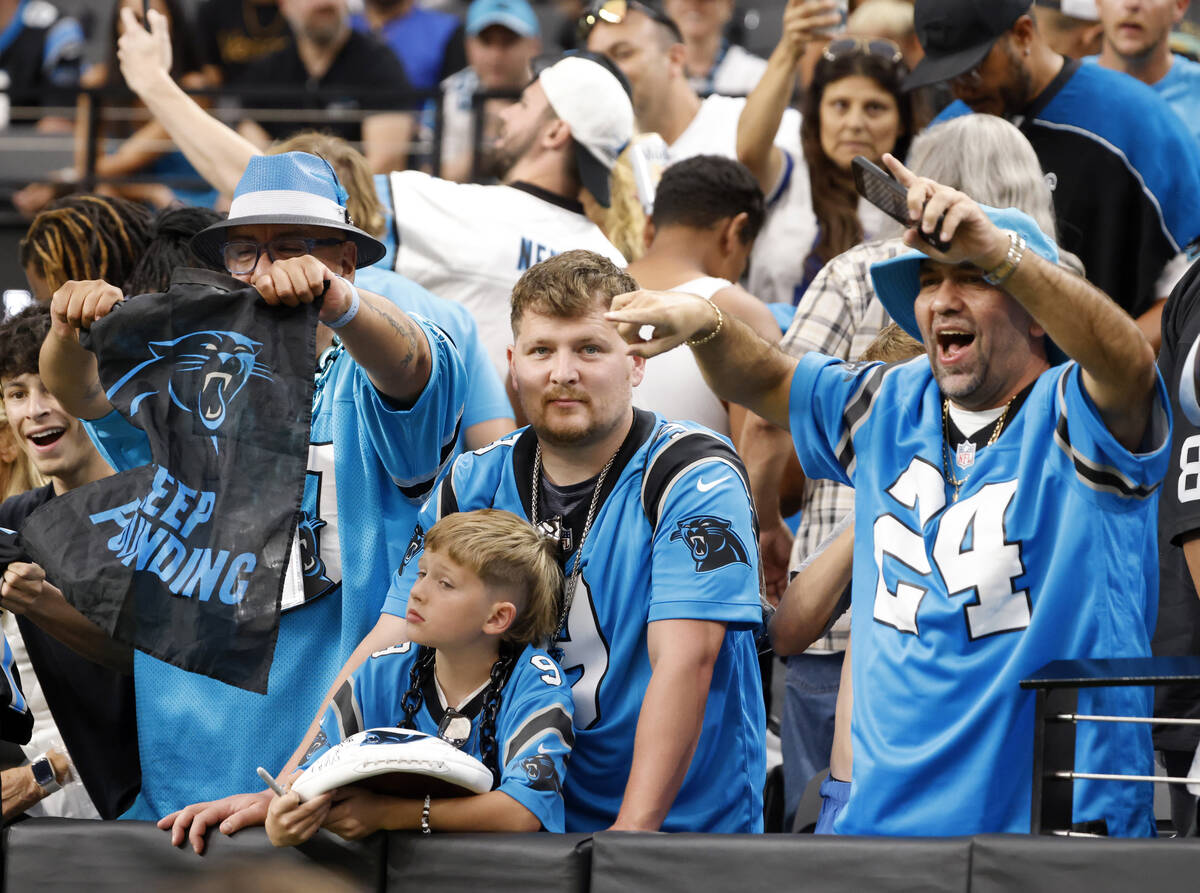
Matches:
[520,753,562,794]
[670,515,750,572]
[301,728,328,764]
[106,330,274,454]
[400,524,424,572]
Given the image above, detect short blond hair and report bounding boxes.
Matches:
[423,509,563,646]
[858,322,924,364]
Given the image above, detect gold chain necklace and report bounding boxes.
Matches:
[941,395,1014,502]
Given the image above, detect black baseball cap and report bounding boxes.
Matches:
[904,0,1032,91]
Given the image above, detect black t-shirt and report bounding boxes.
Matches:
[196,0,292,84]
[537,472,600,561]
[1013,59,1192,318]
[1155,258,1200,753]
[233,29,413,144]
[0,484,140,818]
[0,0,83,108]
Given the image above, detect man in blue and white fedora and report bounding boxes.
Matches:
[41,151,467,844]
[602,154,1170,837]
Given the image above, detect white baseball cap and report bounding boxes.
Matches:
[537,54,634,208]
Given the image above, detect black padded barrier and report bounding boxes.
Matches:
[2,818,385,893]
[969,833,1200,893]
[385,832,592,892]
[7,821,1200,893]
[590,832,973,893]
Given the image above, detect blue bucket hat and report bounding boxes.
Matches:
[869,204,1068,366]
[191,152,386,270]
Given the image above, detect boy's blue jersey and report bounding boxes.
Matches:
[306,641,574,831]
[84,318,467,818]
[383,410,766,833]
[788,354,1170,837]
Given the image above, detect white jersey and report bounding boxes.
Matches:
[632,275,730,435]
[666,95,816,306]
[667,93,801,164]
[388,171,627,375]
[689,44,769,97]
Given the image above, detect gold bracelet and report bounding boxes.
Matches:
[982,230,1027,287]
[685,300,723,347]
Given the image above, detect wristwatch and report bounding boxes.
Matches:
[31,754,60,795]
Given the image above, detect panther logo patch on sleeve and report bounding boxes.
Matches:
[670,515,750,572]
[301,728,328,764]
[520,753,562,794]
[401,524,425,572]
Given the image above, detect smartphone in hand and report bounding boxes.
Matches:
[851,155,951,253]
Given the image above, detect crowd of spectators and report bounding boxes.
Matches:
[3,0,1200,859]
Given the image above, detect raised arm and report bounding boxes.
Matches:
[117,8,260,196]
[737,0,837,192]
[884,154,1157,449]
[40,281,123,420]
[605,291,798,429]
[251,258,434,403]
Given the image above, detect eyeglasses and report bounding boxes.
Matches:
[822,37,904,65]
[577,0,684,45]
[220,237,345,275]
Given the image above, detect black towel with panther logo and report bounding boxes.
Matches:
[22,277,317,693]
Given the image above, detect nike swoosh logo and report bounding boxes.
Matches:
[697,476,728,493]
[537,742,553,755]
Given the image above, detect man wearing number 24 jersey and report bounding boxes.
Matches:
[606,162,1168,837]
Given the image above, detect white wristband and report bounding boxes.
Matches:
[325,276,361,329]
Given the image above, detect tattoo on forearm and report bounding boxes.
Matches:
[369,302,417,369]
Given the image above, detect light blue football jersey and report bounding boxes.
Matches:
[306,641,574,831]
[86,316,467,819]
[383,410,766,832]
[789,353,1169,837]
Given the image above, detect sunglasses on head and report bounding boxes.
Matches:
[577,0,684,45]
[822,37,904,65]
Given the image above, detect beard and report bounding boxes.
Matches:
[493,118,540,180]
[996,40,1035,118]
[300,6,347,48]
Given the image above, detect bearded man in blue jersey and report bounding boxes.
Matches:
[168,248,767,843]
[607,154,1169,837]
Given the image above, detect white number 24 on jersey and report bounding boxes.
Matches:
[873,457,1031,640]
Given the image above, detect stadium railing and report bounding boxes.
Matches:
[1022,656,1200,835]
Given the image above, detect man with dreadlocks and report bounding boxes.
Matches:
[19,194,154,301]
[266,509,572,842]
